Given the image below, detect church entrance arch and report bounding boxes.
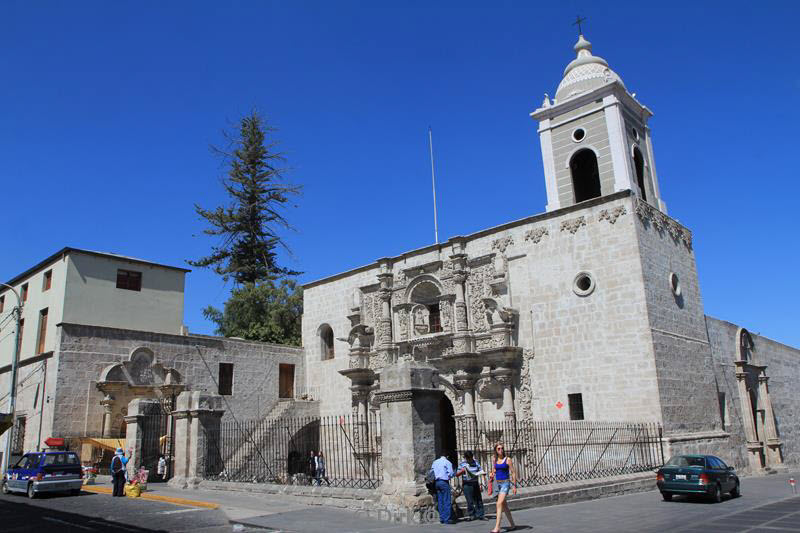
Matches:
[437,395,457,467]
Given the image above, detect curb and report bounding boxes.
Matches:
[81,485,220,509]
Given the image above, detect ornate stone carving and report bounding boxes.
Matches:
[466,262,492,333]
[524,226,549,244]
[491,236,514,253]
[560,216,586,234]
[517,348,535,420]
[440,299,453,333]
[633,198,693,250]
[598,205,627,224]
[374,390,414,403]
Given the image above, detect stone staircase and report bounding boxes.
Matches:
[219,399,320,481]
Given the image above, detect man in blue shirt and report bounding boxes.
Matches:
[431,453,455,524]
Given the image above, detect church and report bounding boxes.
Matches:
[300,33,799,475]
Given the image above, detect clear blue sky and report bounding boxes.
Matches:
[2,1,798,347]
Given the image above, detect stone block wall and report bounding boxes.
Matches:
[48,323,304,440]
[706,317,800,470]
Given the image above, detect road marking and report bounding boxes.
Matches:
[157,507,207,515]
[43,517,95,531]
[81,485,219,509]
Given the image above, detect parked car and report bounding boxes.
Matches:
[657,454,740,503]
[2,451,83,498]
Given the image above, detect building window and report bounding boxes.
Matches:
[569,149,601,203]
[17,318,24,354]
[36,308,48,354]
[11,416,26,454]
[633,147,647,201]
[320,324,334,360]
[568,393,585,421]
[42,270,52,291]
[428,303,442,333]
[21,283,28,302]
[0,295,4,313]
[218,363,234,396]
[116,269,142,291]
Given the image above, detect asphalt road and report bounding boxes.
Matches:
[0,489,247,533]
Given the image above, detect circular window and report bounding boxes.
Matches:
[572,128,586,142]
[669,272,681,297]
[573,272,596,297]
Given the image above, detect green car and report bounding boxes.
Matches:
[656,455,740,503]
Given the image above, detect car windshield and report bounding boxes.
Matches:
[43,453,80,466]
[666,456,706,468]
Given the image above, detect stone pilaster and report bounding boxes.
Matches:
[735,367,763,471]
[100,394,115,438]
[168,391,225,489]
[758,375,784,467]
[377,261,395,361]
[495,368,517,424]
[453,371,479,450]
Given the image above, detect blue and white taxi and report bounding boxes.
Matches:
[2,451,83,498]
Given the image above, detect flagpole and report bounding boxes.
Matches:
[428,126,439,245]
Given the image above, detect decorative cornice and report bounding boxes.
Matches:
[560,216,586,234]
[598,205,627,224]
[633,198,692,250]
[524,226,549,244]
[373,390,414,403]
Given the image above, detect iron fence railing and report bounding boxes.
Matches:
[203,413,382,488]
[455,419,663,488]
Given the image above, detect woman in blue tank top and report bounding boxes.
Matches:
[489,442,517,533]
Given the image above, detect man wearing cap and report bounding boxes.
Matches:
[111,448,129,497]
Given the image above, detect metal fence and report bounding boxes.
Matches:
[139,402,173,482]
[204,413,382,488]
[456,419,663,488]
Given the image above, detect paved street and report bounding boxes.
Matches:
[1,472,798,532]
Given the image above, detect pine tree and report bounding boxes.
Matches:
[189,111,300,284]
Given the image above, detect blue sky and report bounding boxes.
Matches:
[2,1,798,347]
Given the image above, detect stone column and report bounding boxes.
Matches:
[453,371,479,450]
[758,374,784,466]
[123,398,161,476]
[494,368,516,423]
[377,262,395,361]
[168,391,225,489]
[352,385,371,451]
[100,394,115,438]
[375,360,442,522]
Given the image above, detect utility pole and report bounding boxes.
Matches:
[1,283,22,477]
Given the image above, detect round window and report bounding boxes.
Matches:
[572,128,586,142]
[669,272,681,297]
[573,272,596,297]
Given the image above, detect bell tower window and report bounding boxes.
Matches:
[570,149,601,203]
[633,147,647,201]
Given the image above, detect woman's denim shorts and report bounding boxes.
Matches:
[497,480,512,494]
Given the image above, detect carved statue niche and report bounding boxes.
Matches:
[406,276,444,336]
[346,324,374,351]
[482,297,513,326]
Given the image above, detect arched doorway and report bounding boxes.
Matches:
[437,396,458,467]
[570,149,601,203]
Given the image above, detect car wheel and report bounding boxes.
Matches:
[661,492,673,501]
[27,483,36,499]
[1,481,8,495]
[711,483,722,503]
[730,481,741,498]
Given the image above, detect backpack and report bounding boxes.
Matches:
[425,468,436,485]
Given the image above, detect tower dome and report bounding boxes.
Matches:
[555,35,624,102]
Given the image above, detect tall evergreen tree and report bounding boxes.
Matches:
[189,112,300,283]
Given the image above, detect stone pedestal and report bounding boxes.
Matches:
[168,391,224,489]
[123,398,161,477]
[375,360,442,522]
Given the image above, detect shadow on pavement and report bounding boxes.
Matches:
[0,496,166,532]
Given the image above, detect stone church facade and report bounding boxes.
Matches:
[301,35,799,475]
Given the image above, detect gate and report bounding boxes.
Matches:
[140,400,175,481]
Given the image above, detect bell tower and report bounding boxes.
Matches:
[531,35,667,214]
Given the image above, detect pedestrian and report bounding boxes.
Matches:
[456,451,485,521]
[489,442,517,533]
[111,448,128,497]
[316,451,330,486]
[307,450,317,485]
[157,455,167,481]
[430,451,455,524]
